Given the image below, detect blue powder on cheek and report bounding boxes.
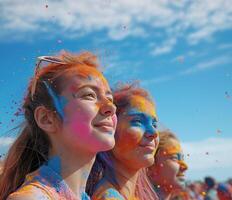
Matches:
[43,81,68,120]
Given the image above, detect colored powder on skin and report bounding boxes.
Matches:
[39,156,62,192]
[68,65,108,87]
[127,108,158,136]
[43,81,68,119]
[163,140,182,155]
[24,159,62,193]
[178,160,188,170]
[46,156,62,176]
[161,140,188,169]
[130,95,156,118]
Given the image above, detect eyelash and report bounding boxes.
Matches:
[152,122,157,128]
[107,97,113,103]
[132,119,142,124]
[83,93,96,99]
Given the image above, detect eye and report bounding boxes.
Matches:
[82,92,96,100]
[152,121,157,128]
[170,154,178,161]
[107,96,113,103]
[131,118,142,125]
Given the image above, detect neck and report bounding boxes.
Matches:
[49,147,95,199]
[111,156,139,199]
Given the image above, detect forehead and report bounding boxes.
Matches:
[62,69,111,93]
[128,95,156,118]
[162,138,182,154]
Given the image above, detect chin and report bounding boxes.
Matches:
[93,129,116,151]
[97,136,115,151]
[140,156,155,168]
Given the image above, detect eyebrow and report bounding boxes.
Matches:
[71,84,113,96]
[127,112,157,122]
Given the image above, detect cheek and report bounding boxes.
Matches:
[68,113,91,138]
[64,100,97,121]
[64,102,97,138]
[165,161,180,178]
[115,125,143,154]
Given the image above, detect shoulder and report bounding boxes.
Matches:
[7,184,52,200]
[92,187,125,200]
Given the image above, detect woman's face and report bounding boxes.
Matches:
[112,95,159,170]
[56,69,117,154]
[148,138,188,192]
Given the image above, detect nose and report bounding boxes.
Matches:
[99,100,116,117]
[178,160,188,172]
[144,127,159,139]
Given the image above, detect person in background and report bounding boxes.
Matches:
[188,181,204,200]
[147,130,188,200]
[204,176,219,200]
[217,183,232,200]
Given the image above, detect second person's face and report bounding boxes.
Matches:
[112,95,159,170]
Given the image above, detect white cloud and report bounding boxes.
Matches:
[151,38,177,56]
[0,0,232,50]
[141,74,174,85]
[141,54,232,84]
[182,137,232,171]
[179,55,231,75]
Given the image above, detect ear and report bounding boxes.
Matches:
[34,106,59,134]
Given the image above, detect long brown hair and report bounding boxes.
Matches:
[87,83,158,200]
[0,50,100,200]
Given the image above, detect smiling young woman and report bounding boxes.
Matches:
[0,51,117,200]
[147,130,188,200]
[87,84,159,200]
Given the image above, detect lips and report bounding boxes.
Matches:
[94,121,114,132]
[176,173,186,181]
[140,141,156,149]
[139,143,156,151]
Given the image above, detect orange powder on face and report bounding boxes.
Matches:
[67,64,108,86]
[115,119,144,153]
[129,95,156,118]
[162,138,182,155]
[160,138,188,170]
[114,96,157,155]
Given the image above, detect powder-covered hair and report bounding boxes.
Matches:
[113,82,154,115]
[86,83,158,200]
[0,50,101,200]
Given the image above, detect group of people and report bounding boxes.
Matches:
[0,50,199,200]
[185,177,232,200]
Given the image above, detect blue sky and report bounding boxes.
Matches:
[0,0,232,181]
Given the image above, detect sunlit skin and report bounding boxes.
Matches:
[45,68,117,198]
[113,95,159,171]
[92,95,159,200]
[54,73,117,155]
[148,138,188,197]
